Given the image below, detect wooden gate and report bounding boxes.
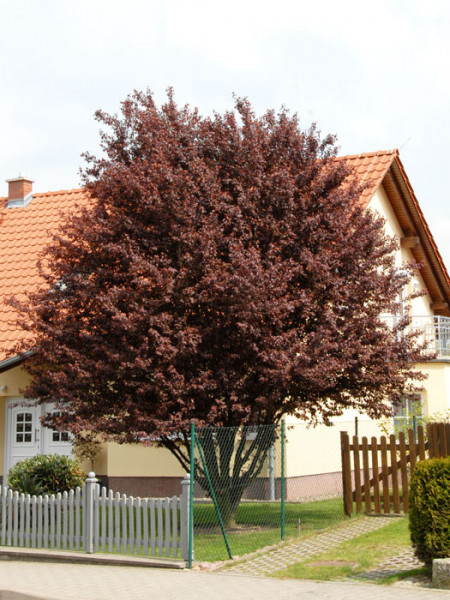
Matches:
[340,422,450,515]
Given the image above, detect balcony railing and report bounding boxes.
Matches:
[380,315,450,359]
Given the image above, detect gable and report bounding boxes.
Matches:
[339,150,450,317]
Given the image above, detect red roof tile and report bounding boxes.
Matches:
[336,149,397,207]
[0,189,90,361]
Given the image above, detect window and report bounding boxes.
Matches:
[393,394,423,431]
[15,412,33,444]
[48,411,70,443]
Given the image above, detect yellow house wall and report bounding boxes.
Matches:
[367,186,450,415]
[0,366,31,478]
[284,415,383,477]
[281,357,450,480]
[79,443,109,477]
[282,363,450,481]
[78,444,179,483]
[284,420,341,478]
[369,187,403,255]
[415,361,450,415]
[105,442,184,477]
[368,187,433,318]
[0,366,31,398]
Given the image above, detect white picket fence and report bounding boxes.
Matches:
[0,472,191,561]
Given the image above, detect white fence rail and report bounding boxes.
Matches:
[0,472,191,561]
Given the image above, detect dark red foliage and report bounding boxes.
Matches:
[17,90,429,444]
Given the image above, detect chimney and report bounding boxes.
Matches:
[6,173,34,207]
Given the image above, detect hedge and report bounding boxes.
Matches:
[409,456,450,566]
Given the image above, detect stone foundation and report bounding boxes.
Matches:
[285,472,343,500]
[98,472,344,501]
[97,476,184,497]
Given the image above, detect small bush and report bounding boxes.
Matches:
[8,454,86,495]
[72,433,102,471]
[409,456,450,566]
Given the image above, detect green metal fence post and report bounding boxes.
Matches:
[281,419,285,541]
[188,421,195,568]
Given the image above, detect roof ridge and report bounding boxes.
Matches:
[1,190,86,202]
[335,149,397,193]
[337,149,398,160]
[34,188,85,197]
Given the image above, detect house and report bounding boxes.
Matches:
[0,150,449,498]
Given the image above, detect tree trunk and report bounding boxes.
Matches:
[192,425,278,529]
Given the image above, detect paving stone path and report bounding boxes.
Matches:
[221,515,397,576]
[355,547,425,581]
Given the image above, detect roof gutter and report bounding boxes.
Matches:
[0,350,35,375]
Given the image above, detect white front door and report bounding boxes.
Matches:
[4,398,72,481]
[9,403,40,467]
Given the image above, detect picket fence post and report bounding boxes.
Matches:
[180,473,191,562]
[83,472,97,553]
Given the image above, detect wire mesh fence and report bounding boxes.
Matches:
[189,418,371,563]
[191,423,283,561]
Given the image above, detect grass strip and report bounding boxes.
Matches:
[271,516,429,584]
[193,496,349,561]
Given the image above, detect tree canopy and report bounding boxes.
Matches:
[17,90,429,446]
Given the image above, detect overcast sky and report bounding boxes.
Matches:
[1,0,449,268]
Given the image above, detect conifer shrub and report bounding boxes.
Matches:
[7,454,85,495]
[409,456,450,565]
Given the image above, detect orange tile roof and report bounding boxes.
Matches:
[336,149,397,207]
[0,189,90,362]
[0,149,449,364]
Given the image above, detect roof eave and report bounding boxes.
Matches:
[382,156,450,317]
[0,350,35,375]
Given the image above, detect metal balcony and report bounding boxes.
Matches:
[381,315,450,359]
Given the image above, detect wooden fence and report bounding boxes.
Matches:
[0,472,191,561]
[340,422,450,515]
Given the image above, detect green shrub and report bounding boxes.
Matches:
[72,433,102,471]
[409,456,450,566]
[7,454,86,495]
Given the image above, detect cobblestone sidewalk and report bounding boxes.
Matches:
[220,515,396,576]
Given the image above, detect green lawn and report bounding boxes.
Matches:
[193,496,349,561]
[271,516,429,584]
